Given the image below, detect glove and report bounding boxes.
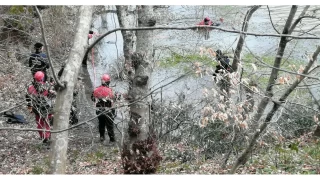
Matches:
[49,90,56,95]
[27,106,33,113]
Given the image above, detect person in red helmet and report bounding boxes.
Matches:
[91,74,116,143]
[26,71,56,145]
[197,17,224,40]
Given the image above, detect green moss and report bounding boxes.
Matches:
[9,6,25,15]
[112,148,119,154]
[31,166,44,174]
[304,141,320,160]
[95,150,105,159]
[159,52,216,68]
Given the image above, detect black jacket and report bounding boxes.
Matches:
[29,52,49,74]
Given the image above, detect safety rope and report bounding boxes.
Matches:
[91,45,97,107]
[91,47,96,89]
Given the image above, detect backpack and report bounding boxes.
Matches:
[29,53,49,73]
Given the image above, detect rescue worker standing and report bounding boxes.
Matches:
[29,42,50,82]
[91,74,116,143]
[26,71,56,144]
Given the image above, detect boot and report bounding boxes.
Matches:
[100,135,105,142]
[110,137,115,143]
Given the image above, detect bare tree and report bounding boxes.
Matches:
[229,5,320,173]
[49,6,93,174]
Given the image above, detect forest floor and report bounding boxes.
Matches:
[0,115,319,175]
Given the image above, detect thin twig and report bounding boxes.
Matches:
[246,47,320,81]
[34,6,65,89]
[83,25,320,62]
[288,5,311,34]
[0,101,27,114]
[298,23,320,36]
[266,5,280,34]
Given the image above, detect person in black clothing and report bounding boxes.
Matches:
[29,42,50,82]
[91,74,117,143]
[213,49,231,77]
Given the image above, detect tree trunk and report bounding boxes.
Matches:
[49,6,93,174]
[222,6,260,101]
[121,5,162,174]
[116,5,137,147]
[250,6,298,128]
[231,5,261,72]
[230,5,299,174]
[116,5,137,82]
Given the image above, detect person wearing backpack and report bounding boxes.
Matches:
[26,71,56,145]
[91,74,117,143]
[213,49,231,77]
[214,49,231,73]
[29,42,50,82]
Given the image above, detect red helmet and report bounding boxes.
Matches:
[34,71,45,82]
[101,74,111,83]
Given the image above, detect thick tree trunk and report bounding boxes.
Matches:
[121,5,161,174]
[49,6,93,174]
[116,5,137,82]
[230,5,299,174]
[116,5,137,147]
[128,5,154,141]
[231,5,261,72]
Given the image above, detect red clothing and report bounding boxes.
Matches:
[93,85,114,99]
[27,85,49,96]
[197,20,213,26]
[92,85,114,107]
[26,83,54,140]
[36,114,52,139]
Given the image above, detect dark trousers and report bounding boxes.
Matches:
[69,106,78,125]
[96,110,115,142]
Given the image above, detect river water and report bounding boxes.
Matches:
[88,5,320,104]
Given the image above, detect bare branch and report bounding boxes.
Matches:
[298,23,320,36]
[230,45,320,174]
[245,44,320,81]
[288,5,311,34]
[83,25,320,62]
[231,5,261,72]
[0,101,26,114]
[266,5,280,34]
[34,6,65,89]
